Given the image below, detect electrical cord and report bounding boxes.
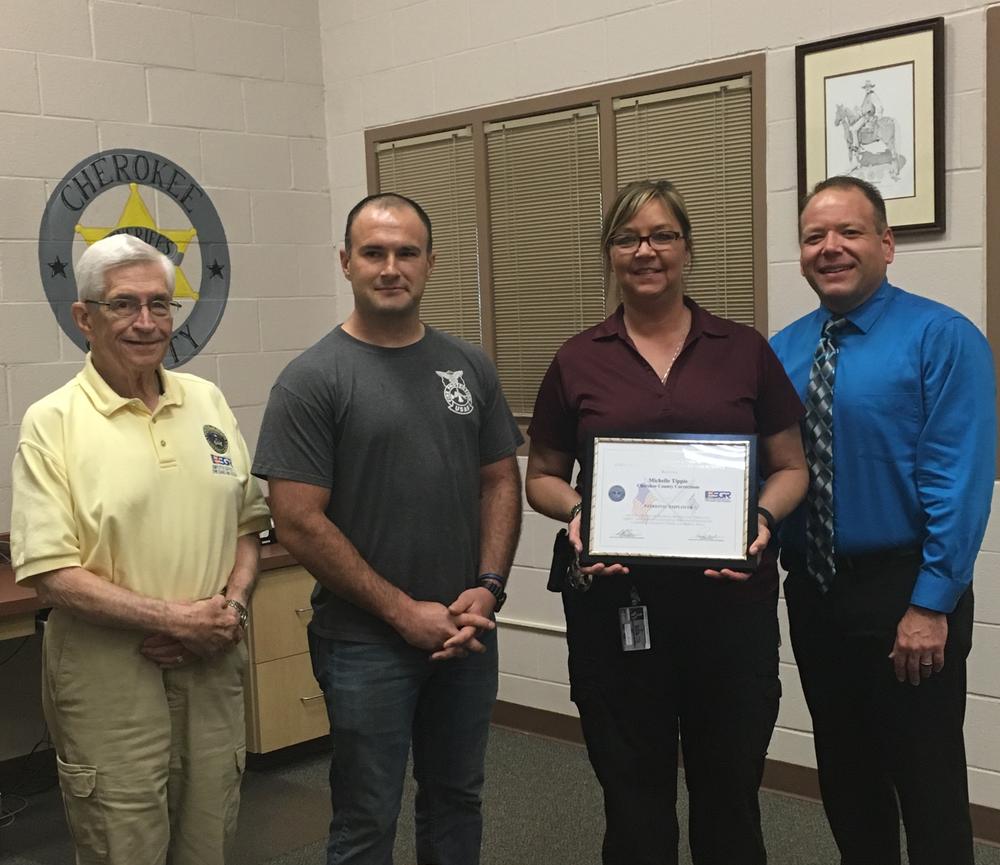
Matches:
[0,793,27,828]
[0,636,29,667]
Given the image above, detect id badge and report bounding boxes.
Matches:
[619,605,651,652]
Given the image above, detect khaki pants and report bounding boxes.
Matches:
[42,609,247,865]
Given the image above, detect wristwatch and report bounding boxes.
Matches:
[478,572,507,613]
[224,598,249,630]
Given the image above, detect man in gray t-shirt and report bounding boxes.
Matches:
[253,193,522,865]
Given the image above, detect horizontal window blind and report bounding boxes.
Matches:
[615,78,754,325]
[376,128,481,344]
[486,108,606,415]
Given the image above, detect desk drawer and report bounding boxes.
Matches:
[252,651,329,753]
[250,566,314,663]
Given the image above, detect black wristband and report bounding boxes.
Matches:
[756,506,776,533]
[478,571,506,588]
[477,575,507,612]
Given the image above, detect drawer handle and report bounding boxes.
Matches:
[294,608,311,615]
[300,694,324,704]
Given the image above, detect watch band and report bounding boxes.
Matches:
[568,501,583,522]
[477,577,507,613]
[224,598,249,630]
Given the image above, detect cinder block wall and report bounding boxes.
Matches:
[0,0,336,759]
[316,0,999,810]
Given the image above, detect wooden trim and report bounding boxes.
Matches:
[363,54,771,336]
[363,127,380,193]
[491,700,1000,846]
[988,6,1000,478]
[473,119,496,361]
[747,53,768,333]
[597,94,618,316]
[366,57,764,147]
[491,700,584,745]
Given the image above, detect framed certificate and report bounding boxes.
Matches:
[580,433,758,570]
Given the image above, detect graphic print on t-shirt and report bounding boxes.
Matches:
[435,370,475,416]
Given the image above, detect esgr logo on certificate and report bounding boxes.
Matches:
[705,490,733,501]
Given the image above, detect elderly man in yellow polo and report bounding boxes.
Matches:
[10,234,270,865]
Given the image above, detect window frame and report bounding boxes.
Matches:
[363,54,768,398]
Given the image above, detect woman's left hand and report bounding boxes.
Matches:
[703,520,771,581]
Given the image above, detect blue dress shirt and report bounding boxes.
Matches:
[770,279,996,613]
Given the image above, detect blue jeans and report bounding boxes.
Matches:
[309,629,498,865]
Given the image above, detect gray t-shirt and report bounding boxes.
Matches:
[252,325,523,643]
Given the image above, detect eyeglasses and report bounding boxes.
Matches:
[609,230,685,252]
[86,298,182,319]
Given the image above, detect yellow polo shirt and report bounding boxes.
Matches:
[11,355,270,601]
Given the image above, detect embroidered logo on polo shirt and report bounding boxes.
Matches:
[211,454,235,476]
[435,370,474,416]
[203,425,229,454]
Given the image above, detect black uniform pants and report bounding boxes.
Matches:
[783,552,974,865]
[563,574,781,865]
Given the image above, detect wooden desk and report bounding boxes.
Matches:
[0,556,43,641]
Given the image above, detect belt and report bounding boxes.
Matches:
[783,546,921,574]
[834,547,921,572]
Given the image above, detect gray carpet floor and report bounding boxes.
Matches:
[1,726,998,864]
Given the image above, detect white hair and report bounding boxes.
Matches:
[74,234,176,302]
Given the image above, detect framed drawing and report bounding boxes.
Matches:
[796,18,944,233]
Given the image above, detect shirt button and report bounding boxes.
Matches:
[160,440,167,446]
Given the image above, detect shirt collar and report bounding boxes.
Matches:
[820,278,895,335]
[592,297,730,343]
[78,353,181,417]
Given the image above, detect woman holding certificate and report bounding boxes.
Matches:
[525,179,807,865]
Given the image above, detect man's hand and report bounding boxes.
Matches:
[173,596,243,658]
[568,512,630,577]
[140,632,194,669]
[432,587,498,661]
[890,605,947,685]
[394,598,494,660]
[704,519,770,582]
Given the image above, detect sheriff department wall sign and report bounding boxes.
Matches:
[39,148,230,368]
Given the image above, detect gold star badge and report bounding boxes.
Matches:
[75,183,199,299]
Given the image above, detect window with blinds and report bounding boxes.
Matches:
[375,128,481,344]
[485,107,606,415]
[615,77,754,325]
[366,58,764,417]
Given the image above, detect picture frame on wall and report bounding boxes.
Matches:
[796,17,944,233]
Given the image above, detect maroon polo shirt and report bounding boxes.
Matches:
[528,298,804,598]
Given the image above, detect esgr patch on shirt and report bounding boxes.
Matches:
[211,454,235,476]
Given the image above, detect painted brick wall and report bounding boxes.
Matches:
[316,0,999,809]
[0,0,335,759]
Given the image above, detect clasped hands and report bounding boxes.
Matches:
[397,588,497,662]
[140,594,244,669]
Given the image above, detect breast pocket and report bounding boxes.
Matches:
[843,391,920,462]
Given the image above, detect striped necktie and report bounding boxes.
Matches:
[804,315,850,592]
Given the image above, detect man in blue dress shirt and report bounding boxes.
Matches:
[770,176,995,865]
